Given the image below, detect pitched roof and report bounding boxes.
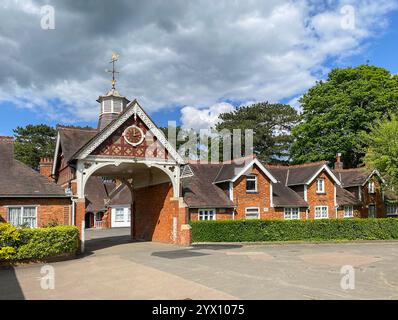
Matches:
[85,177,115,212]
[213,157,277,183]
[57,126,98,162]
[0,138,68,197]
[333,168,373,187]
[71,100,184,163]
[336,187,360,206]
[272,183,308,207]
[182,164,235,208]
[107,184,132,206]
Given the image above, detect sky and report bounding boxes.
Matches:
[0,0,398,136]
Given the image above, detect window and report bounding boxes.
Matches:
[199,209,216,221]
[115,208,125,222]
[246,174,257,192]
[344,205,354,218]
[245,207,260,219]
[316,179,325,193]
[127,208,131,222]
[284,207,299,220]
[368,181,375,194]
[8,206,37,228]
[315,206,328,219]
[368,204,376,218]
[387,204,398,216]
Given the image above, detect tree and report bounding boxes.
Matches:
[291,65,398,167]
[361,115,398,191]
[13,124,57,169]
[216,102,299,163]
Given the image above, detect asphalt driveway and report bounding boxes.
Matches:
[1,228,398,299]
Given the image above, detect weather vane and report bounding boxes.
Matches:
[106,53,120,90]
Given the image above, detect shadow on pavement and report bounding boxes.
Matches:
[0,266,25,300]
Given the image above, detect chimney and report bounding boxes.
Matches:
[334,153,343,170]
[39,158,54,181]
[0,136,14,167]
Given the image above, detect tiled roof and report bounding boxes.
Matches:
[336,187,360,206]
[333,168,370,187]
[272,183,308,207]
[85,177,115,212]
[0,138,68,197]
[107,184,132,206]
[182,164,235,208]
[57,126,98,162]
[267,161,328,186]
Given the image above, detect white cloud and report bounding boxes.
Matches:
[0,0,396,125]
[180,102,235,130]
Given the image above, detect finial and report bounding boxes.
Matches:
[106,53,120,90]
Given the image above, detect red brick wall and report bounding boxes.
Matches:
[336,205,361,219]
[39,158,54,181]
[360,176,385,218]
[233,164,271,219]
[134,182,180,243]
[307,171,336,219]
[0,197,71,227]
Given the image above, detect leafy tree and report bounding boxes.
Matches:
[216,102,299,163]
[13,124,57,169]
[291,65,398,167]
[361,115,398,191]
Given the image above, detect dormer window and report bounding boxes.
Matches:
[246,174,257,193]
[316,178,325,193]
[368,181,375,194]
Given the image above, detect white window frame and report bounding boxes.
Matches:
[284,207,300,220]
[368,181,375,194]
[245,207,260,220]
[386,204,398,216]
[246,174,257,193]
[343,205,354,218]
[316,179,325,193]
[198,209,216,221]
[7,205,38,228]
[114,207,125,222]
[315,205,328,219]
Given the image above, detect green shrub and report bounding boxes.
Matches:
[0,223,79,262]
[191,218,398,242]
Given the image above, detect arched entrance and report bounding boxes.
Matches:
[75,160,190,248]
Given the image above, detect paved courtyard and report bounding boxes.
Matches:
[1,228,398,299]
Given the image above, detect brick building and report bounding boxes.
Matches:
[182,155,396,222]
[0,137,71,228]
[2,81,397,248]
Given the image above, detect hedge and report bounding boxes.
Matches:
[191,218,398,242]
[0,223,79,261]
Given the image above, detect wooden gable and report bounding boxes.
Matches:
[91,115,169,160]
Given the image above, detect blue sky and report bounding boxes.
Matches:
[1,1,398,135]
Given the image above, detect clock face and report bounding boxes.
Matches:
[123,125,144,146]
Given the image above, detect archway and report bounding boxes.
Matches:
[75,161,189,248]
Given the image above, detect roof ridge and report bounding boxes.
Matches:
[267,160,328,169]
[333,167,367,172]
[222,154,256,164]
[57,125,97,132]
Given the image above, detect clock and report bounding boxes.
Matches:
[123,125,144,146]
